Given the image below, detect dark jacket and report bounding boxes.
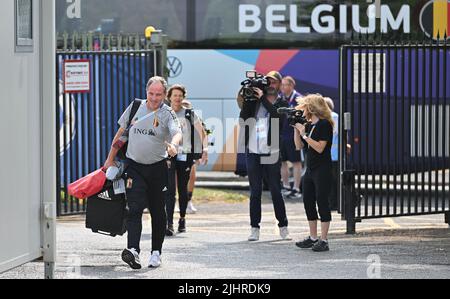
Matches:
[239,95,288,150]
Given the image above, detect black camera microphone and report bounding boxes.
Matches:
[277,107,296,114]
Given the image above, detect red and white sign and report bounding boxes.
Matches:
[64,59,91,93]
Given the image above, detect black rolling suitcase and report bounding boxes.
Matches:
[86,180,128,237]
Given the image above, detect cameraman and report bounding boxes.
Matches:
[239,71,290,242]
[293,94,334,252]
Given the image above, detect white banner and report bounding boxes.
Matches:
[64,60,90,93]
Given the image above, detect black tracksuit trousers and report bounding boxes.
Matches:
[125,158,168,254]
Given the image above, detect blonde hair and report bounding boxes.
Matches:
[296,94,335,129]
[324,97,334,111]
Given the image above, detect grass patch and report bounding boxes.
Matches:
[60,187,249,204]
[193,188,248,203]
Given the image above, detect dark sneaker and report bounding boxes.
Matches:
[121,248,142,270]
[178,218,186,233]
[312,240,330,252]
[166,224,175,236]
[295,236,319,249]
[288,190,302,200]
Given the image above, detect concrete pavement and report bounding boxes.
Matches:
[1,196,449,279]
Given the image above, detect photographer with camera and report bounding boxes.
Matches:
[292,94,334,252]
[239,70,290,242]
[280,76,303,199]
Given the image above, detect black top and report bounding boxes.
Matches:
[239,96,288,149]
[304,119,333,170]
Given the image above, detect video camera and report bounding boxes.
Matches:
[277,107,310,127]
[240,71,270,102]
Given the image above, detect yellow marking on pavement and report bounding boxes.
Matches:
[383,218,401,229]
[187,227,387,236]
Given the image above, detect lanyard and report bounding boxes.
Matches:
[308,124,316,138]
[135,109,159,123]
[135,103,163,128]
[287,92,298,107]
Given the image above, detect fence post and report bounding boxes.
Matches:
[135,34,140,51]
[161,34,169,80]
[71,31,78,51]
[123,35,130,50]
[99,33,104,50]
[87,32,93,51]
[107,34,112,50]
[81,33,87,51]
[62,31,68,51]
[343,170,357,234]
[117,34,122,51]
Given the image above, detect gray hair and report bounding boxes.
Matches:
[324,97,334,111]
[146,76,168,92]
[282,76,296,87]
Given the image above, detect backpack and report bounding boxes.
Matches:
[185,109,203,161]
[116,100,143,160]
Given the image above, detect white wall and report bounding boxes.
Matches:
[0,0,55,274]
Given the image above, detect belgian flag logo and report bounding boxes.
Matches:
[420,0,450,40]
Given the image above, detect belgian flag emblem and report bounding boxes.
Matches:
[420,0,450,40]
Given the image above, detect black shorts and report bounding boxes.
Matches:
[281,139,303,163]
[302,164,332,222]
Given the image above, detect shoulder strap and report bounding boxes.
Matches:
[185,109,195,154]
[127,100,142,128]
[184,109,192,121]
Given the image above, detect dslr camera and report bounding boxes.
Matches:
[277,107,310,126]
[240,71,270,102]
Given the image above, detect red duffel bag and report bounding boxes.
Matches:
[68,168,106,199]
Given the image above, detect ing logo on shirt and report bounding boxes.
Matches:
[133,128,157,136]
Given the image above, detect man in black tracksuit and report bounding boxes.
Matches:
[104,77,182,270]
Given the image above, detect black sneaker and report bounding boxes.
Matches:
[121,248,142,270]
[312,240,330,252]
[178,218,186,233]
[166,224,175,236]
[295,236,319,249]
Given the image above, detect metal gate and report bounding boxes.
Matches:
[340,33,450,233]
[56,47,166,216]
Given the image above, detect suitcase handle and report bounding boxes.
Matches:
[92,229,117,237]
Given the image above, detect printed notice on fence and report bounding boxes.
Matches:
[64,60,90,93]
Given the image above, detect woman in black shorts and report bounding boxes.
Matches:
[293,94,334,252]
